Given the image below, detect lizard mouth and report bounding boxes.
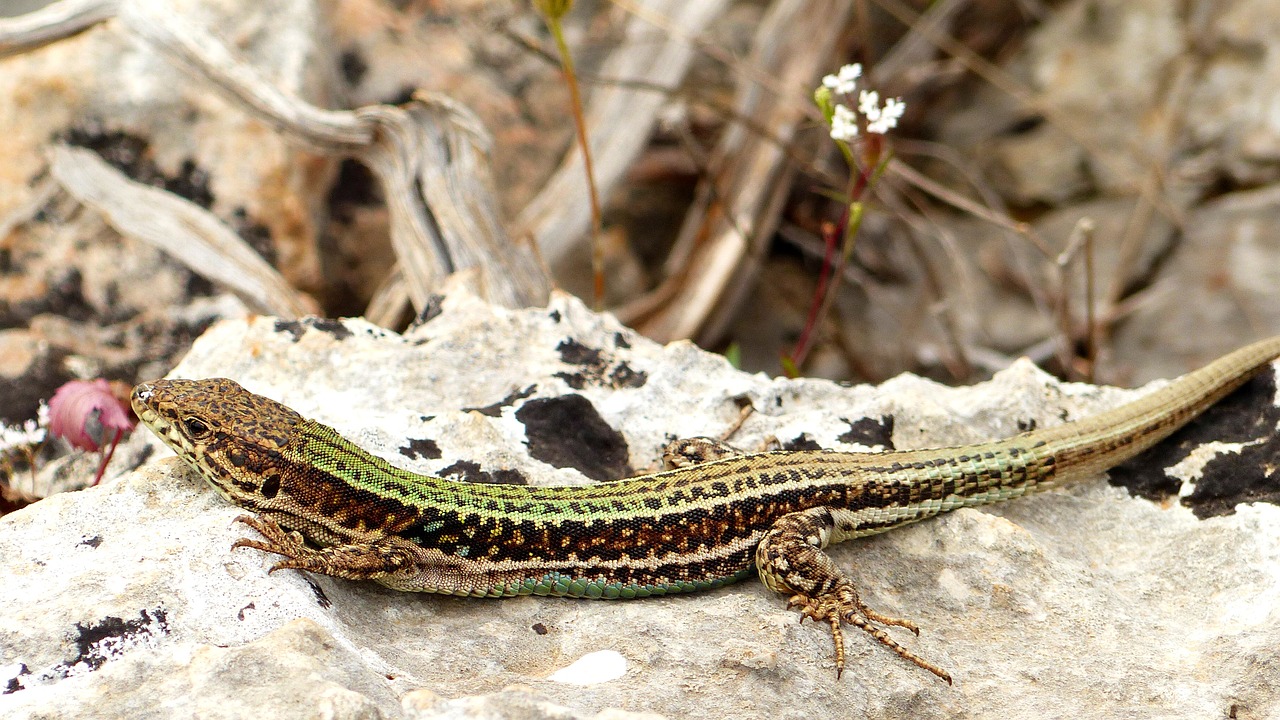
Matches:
[131,382,200,467]
[131,383,172,442]
[130,384,163,435]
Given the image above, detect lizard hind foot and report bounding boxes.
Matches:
[661,436,744,469]
[757,507,952,684]
[831,587,951,684]
[796,585,950,684]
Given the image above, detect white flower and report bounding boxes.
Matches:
[0,419,44,450]
[821,64,862,95]
[829,104,860,142]
[858,90,880,118]
[859,90,905,135]
[819,64,905,142]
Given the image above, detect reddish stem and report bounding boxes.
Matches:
[789,136,881,371]
[789,219,842,370]
[91,427,123,487]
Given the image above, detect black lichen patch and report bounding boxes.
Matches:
[438,460,528,485]
[399,437,441,461]
[305,318,352,339]
[274,319,304,341]
[516,395,632,482]
[1181,440,1280,518]
[557,338,602,366]
[17,607,173,687]
[274,317,353,342]
[464,385,537,418]
[837,415,895,450]
[3,664,29,694]
[553,338,647,390]
[1110,370,1280,518]
[555,371,587,390]
[608,362,647,389]
[69,609,169,672]
[781,434,824,452]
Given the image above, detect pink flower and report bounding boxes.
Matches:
[48,380,136,452]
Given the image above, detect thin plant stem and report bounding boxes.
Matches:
[543,13,605,309]
[91,428,123,487]
[789,136,882,371]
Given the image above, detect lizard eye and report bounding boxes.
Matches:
[182,417,211,438]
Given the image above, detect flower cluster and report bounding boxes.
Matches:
[817,64,905,142]
[0,417,45,451]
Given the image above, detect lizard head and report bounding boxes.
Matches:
[131,378,303,509]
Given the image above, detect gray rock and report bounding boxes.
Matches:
[1115,185,1280,383]
[2,291,1278,718]
[942,0,1280,202]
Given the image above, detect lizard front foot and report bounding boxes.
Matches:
[232,514,419,581]
[232,514,311,572]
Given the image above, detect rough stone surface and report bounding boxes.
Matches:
[1113,185,1280,383]
[2,292,1279,718]
[942,0,1280,202]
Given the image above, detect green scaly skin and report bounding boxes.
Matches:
[131,335,1280,683]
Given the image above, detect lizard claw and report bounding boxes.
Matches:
[794,584,951,684]
[231,514,309,567]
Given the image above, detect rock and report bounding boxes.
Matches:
[1113,185,1280,383]
[940,196,1178,362]
[2,291,1278,718]
[941,0,1280,203]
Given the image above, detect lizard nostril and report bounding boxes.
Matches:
[132,383,155,403]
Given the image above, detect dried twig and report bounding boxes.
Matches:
[0,0,118,59]
[514,0,732,269]
[635,0,854,344]
[49,145,316,317]
[5,0,550,319]
[118,0,549,314]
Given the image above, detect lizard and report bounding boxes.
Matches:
[130,335,1280,684]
